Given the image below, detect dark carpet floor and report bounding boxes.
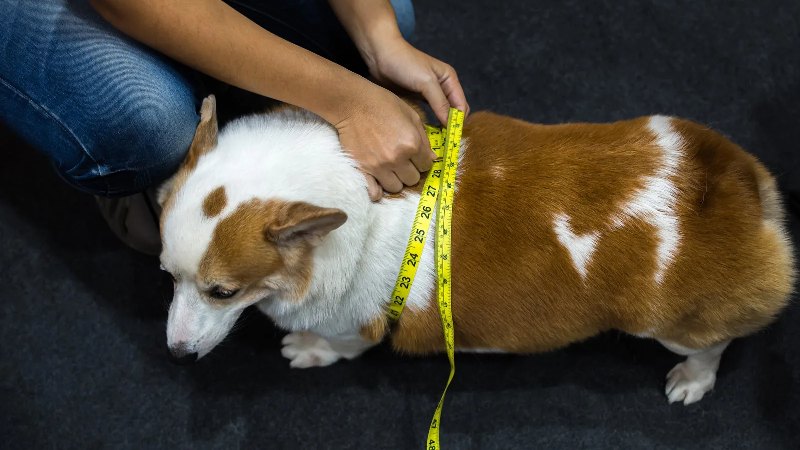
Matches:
[2,1,799,448]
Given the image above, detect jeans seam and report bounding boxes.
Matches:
[0,73,110,194]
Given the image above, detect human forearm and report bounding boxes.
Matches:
[90,0,374,125]
[91,0,453,202]
[327,0,403,70]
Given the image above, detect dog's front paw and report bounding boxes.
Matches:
[281,332,341,368]
[665,361,716,405]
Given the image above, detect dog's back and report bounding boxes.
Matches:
[392,112,795,354]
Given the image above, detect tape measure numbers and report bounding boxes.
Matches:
[388,108,465,450]
[387,124,445,321]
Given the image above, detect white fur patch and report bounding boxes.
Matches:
[281,332,343,368]
[659,339,730,405]
[612,115,684,283]
[629,328,656,339]
[281,331,375,368]
[553,213,599,279]
[552,116,684,283]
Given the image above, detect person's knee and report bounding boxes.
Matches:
[59,92,198,197]
[0,0,200,197]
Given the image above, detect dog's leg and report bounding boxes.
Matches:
[657,338,731,405]
[280,331,376,368]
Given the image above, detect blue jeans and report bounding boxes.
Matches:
[0,0,415,197]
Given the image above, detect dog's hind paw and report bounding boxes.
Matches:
[281,332,341,368]
[665,361,716,405]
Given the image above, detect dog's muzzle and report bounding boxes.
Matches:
[167,344,198,365]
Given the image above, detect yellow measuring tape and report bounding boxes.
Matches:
[388,108,464,450]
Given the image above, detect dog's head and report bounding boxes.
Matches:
[158,96,347,363]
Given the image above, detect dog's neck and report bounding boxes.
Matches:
[262,194,435,336]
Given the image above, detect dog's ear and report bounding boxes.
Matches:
[265,202,347,246]
[184,95,218,170]
[156,96,218,208]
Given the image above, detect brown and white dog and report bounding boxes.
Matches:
[158,95,795,405]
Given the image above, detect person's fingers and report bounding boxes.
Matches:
[394,160,421,187]
[373,167,404,194]
[410,126,436,172]
[364,173,382,201]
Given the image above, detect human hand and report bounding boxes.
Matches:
[365,36,469,125]
[334,84,436,201]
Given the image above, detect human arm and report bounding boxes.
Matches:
[90,0,435,199]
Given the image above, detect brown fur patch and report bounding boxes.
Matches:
[390,112,794,355]
[200,199,288,290]
[198,198,346,303]
[202,186,227,218]
[359,317,389,343]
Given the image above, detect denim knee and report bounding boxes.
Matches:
[0,0,199,197]
[57,91,199,197]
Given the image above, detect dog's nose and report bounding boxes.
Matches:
[167,346,198,365]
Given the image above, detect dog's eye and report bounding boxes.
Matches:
[209,286,239,300]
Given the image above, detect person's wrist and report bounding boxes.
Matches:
[316,74,385,128]
[356,18,405,73]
